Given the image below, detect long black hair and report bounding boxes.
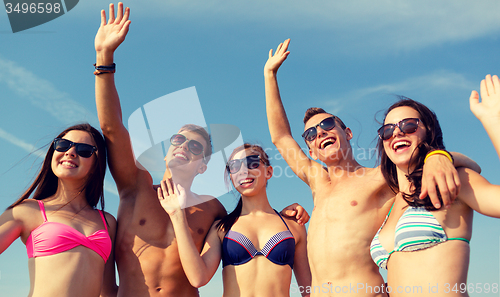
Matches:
[216,143,271,232]
[9,123,107,210]
[377,97,445,210]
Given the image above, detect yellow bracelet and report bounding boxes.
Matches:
[424,150,453,164]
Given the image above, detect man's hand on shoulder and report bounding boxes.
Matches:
[280,203,310,226]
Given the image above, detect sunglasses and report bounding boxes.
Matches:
[170,134,205,156]
[302,116,336,142]
[378,118,420,141]
[53,138,97,158]
[226,155,262,174]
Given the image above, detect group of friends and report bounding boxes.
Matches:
[1,3,500,297]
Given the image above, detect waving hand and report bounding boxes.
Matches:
[264,39,290,75]
[470,74,500,159]
[95,2,131,55]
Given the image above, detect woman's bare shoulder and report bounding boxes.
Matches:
[282,216,307,240]
[11,199,42,215]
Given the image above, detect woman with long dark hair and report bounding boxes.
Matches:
[370,91,500,296]
[0,123,117,297]
[158,143,311,296]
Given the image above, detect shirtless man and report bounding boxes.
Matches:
[94,6,307,296]
[94,5,227,296]
[263,39,479,297]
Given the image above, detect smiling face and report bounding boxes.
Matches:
[382,106,426,172]
[165,130,208,175]
[229,148,272,197]
[304,113,353,163]
[51,130,97,182]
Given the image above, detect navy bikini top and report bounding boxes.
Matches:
[221,210,295,268]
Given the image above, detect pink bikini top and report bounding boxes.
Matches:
[26,200,112,262]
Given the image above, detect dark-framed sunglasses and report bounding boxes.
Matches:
[226,155,262,174]
[170,134,205,156]
[378,118,420,141]
[53,138,97,158]
[302,116,336,142]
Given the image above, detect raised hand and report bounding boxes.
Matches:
[470,74,500,123]
[264,39,290,76]
[157,179,187,217]
[470,74,500,159]
[95,2,131,55]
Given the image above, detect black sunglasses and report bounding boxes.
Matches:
[170,134,205,156]
[53,138,97,158]
[226,155,262,174]
[302,116,337,142]
[378,118,420,141]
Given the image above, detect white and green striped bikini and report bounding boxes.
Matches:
[370,204,470,270]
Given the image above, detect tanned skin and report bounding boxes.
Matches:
[94,4,225,296]
[264,39,479,297]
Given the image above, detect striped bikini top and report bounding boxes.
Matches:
[221,210,295,268]
[370,204,469,270]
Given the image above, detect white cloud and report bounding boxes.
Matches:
[0,57,96,125]
[324,70,475,112]
[75,0,500,51]
[0,58,115,195]
[104,180,119,196]
[0,128,45,158]
[354,70,473,98]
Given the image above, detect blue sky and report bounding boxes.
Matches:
[1,1,500,296]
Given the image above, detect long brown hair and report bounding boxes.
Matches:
[377,97,446,210]
[216,143,271,232]
[8,123,107,210]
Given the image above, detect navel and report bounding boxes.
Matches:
[197,228,204,235]
[139,219,146,226]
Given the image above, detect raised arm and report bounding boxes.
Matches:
[94,3,140,191]
[157,179,221,288]
[470,74,500,159]
[264,39,318,184]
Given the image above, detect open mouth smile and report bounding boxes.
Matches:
[392,140,411,152]
[238,178,255,187]
[173,152,189,161]
[60,160,78,168]
[319,137,337,149]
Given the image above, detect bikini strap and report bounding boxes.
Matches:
[388,202,395,215]
[98,210,108,232]
[37,200,48,222]
[273,209,290,231]
[384,202,395,222]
